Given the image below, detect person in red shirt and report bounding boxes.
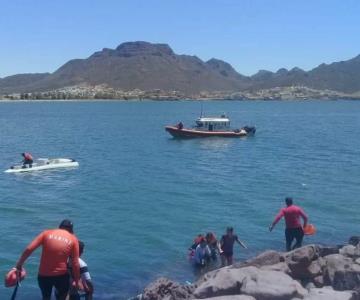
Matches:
[16,220,80,300]
[269,197,308,251]
[22,152,33,168]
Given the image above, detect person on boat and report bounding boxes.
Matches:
[16,219,81,300]
[177,122,184,130]
[193,237,211,267]
[205,232,220,261]
[220,227,247,266]
[22,152,33,168]
[269,197,308,251]
[68,241,94,300]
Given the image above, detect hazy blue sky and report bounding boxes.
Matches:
[1,0,359,77]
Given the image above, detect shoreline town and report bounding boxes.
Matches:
[1,85,360,101]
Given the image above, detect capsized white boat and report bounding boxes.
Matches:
[4,158,79,173]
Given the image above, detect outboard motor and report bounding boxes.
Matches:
[243,126,256,135]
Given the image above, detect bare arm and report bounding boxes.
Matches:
[269,209,284,231]
[299,208,308,228]
[16,232,44,269]
[236,236,248,249]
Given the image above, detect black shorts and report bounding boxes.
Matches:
[38,274,70,298]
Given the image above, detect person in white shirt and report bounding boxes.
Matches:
[68,241,94,300]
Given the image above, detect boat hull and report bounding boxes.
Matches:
[5,158,79,173]
[165,126,255,138]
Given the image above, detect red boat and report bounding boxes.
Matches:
[165,116,256,138]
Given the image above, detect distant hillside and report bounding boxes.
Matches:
[251,55,360,93]
[1,41,360,95]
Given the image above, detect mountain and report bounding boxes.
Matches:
[0,41,251,95]
[251,56,360,93]
[1,41,360,95]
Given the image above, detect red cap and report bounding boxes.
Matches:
[4,268,26,287]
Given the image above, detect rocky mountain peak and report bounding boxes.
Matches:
[115,41,174,57]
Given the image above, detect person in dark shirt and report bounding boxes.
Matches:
[220,227,247,266]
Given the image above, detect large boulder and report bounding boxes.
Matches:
[340,245,360,259]
[233,250,283,269]
[303,287,356,300]
[141,277,193,300]
[324,254,360,290]
[239,267,307,300]
[284,245,320,279]
[194,266,307,300]
[193,267,248,298]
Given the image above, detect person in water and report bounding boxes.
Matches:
[68,241,94,300]
[220,227,247,266]
[16,219,80,300]
[205,232,220,261]
[269,197,308,251]
[194,237,211,267]
[22,152,33,168]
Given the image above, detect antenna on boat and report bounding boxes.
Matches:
[200,102,203,118]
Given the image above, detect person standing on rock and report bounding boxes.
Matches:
[269,197,308,251]
[220,227,247,266]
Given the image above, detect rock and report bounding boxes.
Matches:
[349,237,360,246]
[318,245,341,257]
[324,254,360,290]
[285,245,320,279]
[193,267,247,298]
[141,277,193,300]
[260,262,290,274]
[201,296,256,300]
[340,245,360,259]
[233,250,282,268]
[303,287,356,300]
[313,275,325,288]
[239,268,307,300]
[194,266,307,300]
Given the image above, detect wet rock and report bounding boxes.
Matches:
[324,254,360,290]
[313,275,325,288]
[304,287,356,300]
[141,277,193,300]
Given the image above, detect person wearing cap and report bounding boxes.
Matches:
[220,227,247,266]
[22,152,33,168]
[16,219,80,300]
[269,197,308,251]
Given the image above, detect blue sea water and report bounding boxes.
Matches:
[0,100,359,299]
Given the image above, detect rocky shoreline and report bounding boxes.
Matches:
[1,85,360,101]
[133,237,360,300]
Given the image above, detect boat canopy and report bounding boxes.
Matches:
[195,116,230,129]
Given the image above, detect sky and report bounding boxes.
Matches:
[0,0,360,77]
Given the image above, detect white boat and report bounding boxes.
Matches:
[4,158,79,173]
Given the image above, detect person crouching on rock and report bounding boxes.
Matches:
[269,197,308,251]
[193,237,211,267]
[220,227,247,267]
